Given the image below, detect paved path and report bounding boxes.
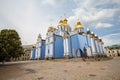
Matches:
[0,57,120,80]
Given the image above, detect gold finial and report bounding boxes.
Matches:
[38,34,42,39]
[58,16,64,26]
[64,18,67,21]
[32,44,35,47]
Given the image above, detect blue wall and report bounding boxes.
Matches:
[54,35,64,58]
[88,36,91,47]
[71,34,80,57]
[32,47,36,59]
[71,34,87,57]
[68,37,72,58]
[41,40,46,59]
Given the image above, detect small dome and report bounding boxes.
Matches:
[76,21,83,28]
[47,25,56,32]
[58,20,63,26]
[63,18,70,27]
[74,21,83,31]
[38,34,42,39]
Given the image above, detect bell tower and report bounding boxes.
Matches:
[45,26,56,59]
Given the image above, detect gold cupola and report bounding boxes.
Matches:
[47,25,56,33]
[37,34,42,42]
[38,34,42,39]
[63,18,70,27]
[74,21,83,32]
[74,21,83,31]
[58,19,64,26]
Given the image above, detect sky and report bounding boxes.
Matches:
[0,0,120,46]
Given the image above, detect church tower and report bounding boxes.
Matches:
[61,18,71,58]
[45,26,56,59]
[63,32,70,58]
[35,34,42,59]
[57,18,71,36]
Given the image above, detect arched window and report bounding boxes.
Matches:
[62,26,64,31]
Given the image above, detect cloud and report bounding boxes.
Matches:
[95,22,113,28]
[41,0,63,6]
[68,0,120,29]
[74,8,117,21]
[0,0,120,45]
[41,0,56,5]
[74,0,120,8]
[101,33,120,46]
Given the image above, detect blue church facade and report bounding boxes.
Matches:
[30,18,106,60]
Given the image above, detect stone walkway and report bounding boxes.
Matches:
[0,57,120,80]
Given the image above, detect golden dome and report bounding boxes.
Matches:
[58,20,63,26]
[74,21,83,30]
[38,34,42,39]
[63,18,70,27]
[47,25,56,32]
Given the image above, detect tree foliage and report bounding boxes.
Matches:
[0,29,24,62]
[105,44,120,50]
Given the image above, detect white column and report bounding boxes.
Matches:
[66,39,69,55]
[64,39,66,55]
[95,40,99,54]
[98,42,101,54]
[38,42,41,59]
[45,39,48,58]
[35,48,38,59]
[60,31,62,36]
[86,47,92,57]
[99,42,103,54]
[63,37,69,57]
[101,43,105,54]
[49,37,54,58]
[90,38,97,55]
[37,48,40,59]
[49,43,53,57]
[30,50,33,59]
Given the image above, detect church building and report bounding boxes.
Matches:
[30,18,106,60]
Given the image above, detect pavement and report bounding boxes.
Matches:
[0,57,120,80]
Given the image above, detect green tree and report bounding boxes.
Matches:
[0,29,24,64]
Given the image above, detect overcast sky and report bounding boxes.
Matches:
[0,0,120,46]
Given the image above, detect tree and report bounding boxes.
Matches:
[0,29,24,64]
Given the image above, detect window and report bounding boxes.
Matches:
[48,38,50,42]
[48,49,49,54]
[60,26,62,30]
[62,26,64,30]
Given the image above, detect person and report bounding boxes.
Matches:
[84,47,87,58]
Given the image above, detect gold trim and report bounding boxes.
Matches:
[50,42,53,44]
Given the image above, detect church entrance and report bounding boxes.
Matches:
[76,49,82,58]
